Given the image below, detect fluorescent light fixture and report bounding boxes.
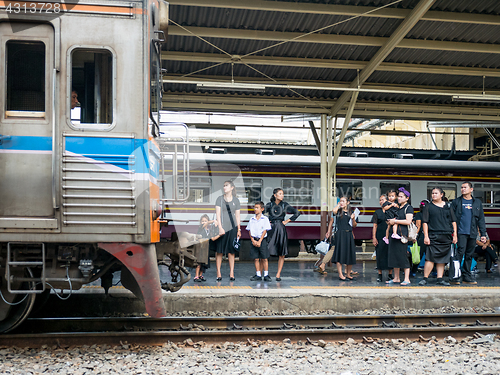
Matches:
[369,129,416,137]
[452,94,500,103]
[197,82,266,92]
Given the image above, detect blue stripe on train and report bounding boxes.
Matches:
[0,135,52,150]
[1,135,158,178]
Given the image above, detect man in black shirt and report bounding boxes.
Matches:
[449,181,487,285]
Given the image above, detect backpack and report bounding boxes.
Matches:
[405,205,418,242]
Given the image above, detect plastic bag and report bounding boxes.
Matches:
[410,242,420,265]
[315,239,330,256]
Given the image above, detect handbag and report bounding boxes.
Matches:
[410,242,421,265]
[315,238,330,256]
[224,198,240,251]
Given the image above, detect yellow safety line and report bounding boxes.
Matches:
[291,286,500,289]
[183,286,252,289]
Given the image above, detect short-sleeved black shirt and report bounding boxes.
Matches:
[396,204,414,237]
[371,208,388,240]
[215,195,241,231]
[422,202,457,233]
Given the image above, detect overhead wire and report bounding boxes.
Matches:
[167,0,405,103]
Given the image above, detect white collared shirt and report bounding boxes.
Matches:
[246,215,272,238]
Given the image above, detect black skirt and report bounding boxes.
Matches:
[388,237,410,269]
[332,230,356,265]
[267,220,288,257]
[215,227,238,255]
[375,240,390,270]
[426,233,452,263]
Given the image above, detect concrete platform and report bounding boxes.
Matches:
[33,255,500,318]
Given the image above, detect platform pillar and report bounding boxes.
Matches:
[320,114,328,239]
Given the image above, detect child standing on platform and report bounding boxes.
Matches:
[246,202,272,281]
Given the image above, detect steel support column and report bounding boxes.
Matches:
[320,114,328,239]
[330,0,437,119]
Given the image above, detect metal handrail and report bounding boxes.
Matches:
[158,124,190,204]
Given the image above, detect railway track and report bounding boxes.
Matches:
[3,313,500,347]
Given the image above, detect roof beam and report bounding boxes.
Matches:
[163,51,500,78]
[162,94,500,121]
[168,0,500,26]
[329,0,436,117]
[163,75,500,96]
[168,26,500,54]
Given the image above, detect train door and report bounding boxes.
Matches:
[0,23,57,229]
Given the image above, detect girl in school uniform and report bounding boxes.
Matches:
[265,188,300,281]
[330,196,357,280]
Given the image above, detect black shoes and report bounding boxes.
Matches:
[450,278,461,285]
[376,275,383,282]
[216,277,222,281]
[263,275,272,282]
[250,275,262,281]
[276,277,282,281]
[229,277,235,281]
[436,279,450,286]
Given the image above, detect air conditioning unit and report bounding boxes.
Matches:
[207,147,227,154]
[255,149,275,155]
[347,152,368,158]
[393,153,414,159]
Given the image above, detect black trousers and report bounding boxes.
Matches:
[475,245,498,270]
[450,234,477,281]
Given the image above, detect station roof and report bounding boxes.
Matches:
[162,0,500,121]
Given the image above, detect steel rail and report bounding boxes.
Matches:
[2,326,500,348]
[2,313,498,347]
[17,313,500,333]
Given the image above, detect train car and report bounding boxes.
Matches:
[162,153,500,256]
[0,0,204,332]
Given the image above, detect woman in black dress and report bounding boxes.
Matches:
[331,196,357,280]
[372,194,393,282]
[387,187,414,286]
[215,180,241,281]
[419,187,457,286]
[265,188,300,281]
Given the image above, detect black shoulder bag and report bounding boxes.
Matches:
[224,200,240,251]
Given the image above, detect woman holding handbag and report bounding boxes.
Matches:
[215,180,241,281]
[330,196,357,280]
[265,188,300,281]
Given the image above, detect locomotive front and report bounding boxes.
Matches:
[0,0,202,332]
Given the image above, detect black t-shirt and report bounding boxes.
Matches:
[396,204,414,237]
[215,195,241,231]
[423,202,457,233]
[371,208,388,240]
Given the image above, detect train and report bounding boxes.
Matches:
[162,152,500,257]
[0,0,208,332]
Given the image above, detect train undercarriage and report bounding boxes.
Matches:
[0,233,207,333]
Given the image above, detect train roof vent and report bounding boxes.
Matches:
[393,153,414,159]
[255,149,275,155]
[207,147,227,154]
[347,152,368,158]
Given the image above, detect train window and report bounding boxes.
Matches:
[473,184,500,208]
[235,179,263,205]
[380,182,411,203]
[70,48,114,128]
[335,181,363,204]
[5,41,45,116]
[426,183,457,201]
[281,179,313,206]
[178,177,211,203]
